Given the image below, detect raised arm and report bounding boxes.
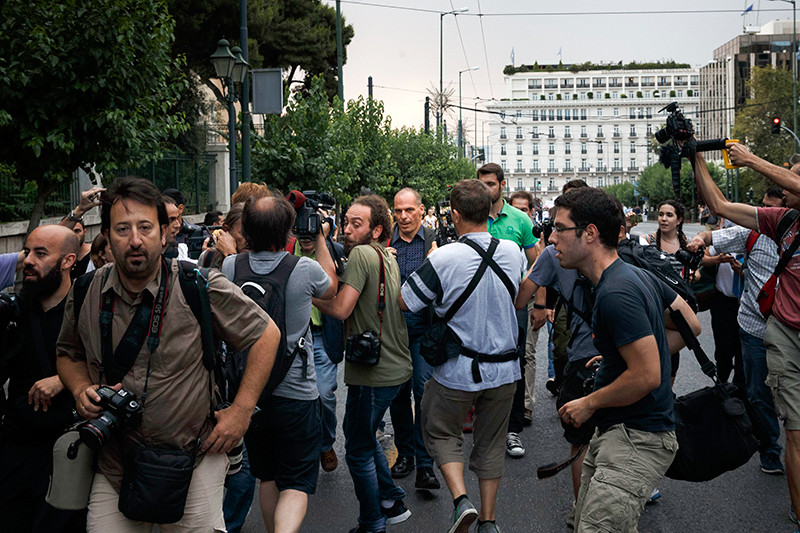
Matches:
[728,143,800,196]
[694,152,758,231]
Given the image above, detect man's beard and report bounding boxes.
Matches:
[343,232,373,256]
[118,246,160,280]
[20,261,63,301]
[492,189,502,203]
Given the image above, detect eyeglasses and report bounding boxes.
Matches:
[551,225,587,234]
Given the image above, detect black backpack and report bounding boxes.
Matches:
[230,252,306,404]
[617,238,698,312]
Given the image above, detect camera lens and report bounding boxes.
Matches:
[654,129,670,144]
[78,412,119,450]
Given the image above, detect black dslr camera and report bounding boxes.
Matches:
[435,200,458,247]
[674,247,705,282]
[288,190,335,239]
[532,219,554,243]
[0,292,20,326]
[345,330,381,366]
[79,386,142,450]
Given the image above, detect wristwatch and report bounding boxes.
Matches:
[67,210,83,223]
[533,303,546,310]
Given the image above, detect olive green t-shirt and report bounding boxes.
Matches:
[340,243,412,387]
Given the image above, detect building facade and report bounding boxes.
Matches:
[700,20,800,144]
[485,64,701,205]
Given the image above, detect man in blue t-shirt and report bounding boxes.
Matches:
[549,187,700,531]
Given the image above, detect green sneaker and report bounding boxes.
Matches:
[447,498,478,533]
[477,521,501,533]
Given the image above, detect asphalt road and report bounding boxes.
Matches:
[238,221,791,533]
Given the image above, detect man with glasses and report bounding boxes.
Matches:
[550,187,699,531]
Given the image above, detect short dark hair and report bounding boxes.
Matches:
[223,203,244,230]
[162,188,185,207]
[563,179,589,194]
[352,195,393,243]
[162,194,178,207]
[101,177,168,234]
[765,185,785,199]
[477,162,504,183]
[241,196,296,252]
[553,187,621,249]
[509,190,534,211]
[203,211,223,226]
[450,180,491,224]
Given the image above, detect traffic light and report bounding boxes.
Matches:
[772,117,782,134]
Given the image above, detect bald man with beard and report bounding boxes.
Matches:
[0,225,86,532]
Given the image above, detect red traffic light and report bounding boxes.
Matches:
[772,117,782,134]
[774,117,781,125]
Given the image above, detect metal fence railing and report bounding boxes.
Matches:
[108,153,217,215]
[0,175,73,223]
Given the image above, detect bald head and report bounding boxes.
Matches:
[395,188,422,206]
[28,225,80,258]
[241,194,296,252]
[22,225,78,301]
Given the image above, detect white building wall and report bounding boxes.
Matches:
[486,67,701,206]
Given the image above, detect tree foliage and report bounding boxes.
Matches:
[637,160,724,208]
[0,0,188,232]
[250,78,473,206]
[731,66,796,200]
[603,182,636,207]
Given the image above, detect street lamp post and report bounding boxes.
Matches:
[459,66,479,158]
[769,0,798,151]
[211,39,249,196]
[439,8,468,131]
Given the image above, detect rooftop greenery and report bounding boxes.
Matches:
[503,60,692,76]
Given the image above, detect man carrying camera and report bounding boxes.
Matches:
[56,177,280,532]
[387,187,440,490]
[552,187,699,532]
[477,163,538,458]
[697,146,800,527]
[398,179,523,533]
[313,195,412,533]
[0,225,84,532]
[221,193,337,533]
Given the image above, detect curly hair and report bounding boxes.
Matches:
[352,195,393,243]
[655,199,688,250]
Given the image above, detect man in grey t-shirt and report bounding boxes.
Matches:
[221,194,337,533]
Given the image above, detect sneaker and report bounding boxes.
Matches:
[546,378,559,396]
[381,499,411,525]
[320,448,338,472]
[506,432,525,458]
[415,466,441,490]
[463,407,475,433]
[448,497,478,533]
[646,487,661,504]
[761,454,785,475]
[523,409,533,426]
[348,526,384,533]
[390,456,414,479]
[477,521,501,533]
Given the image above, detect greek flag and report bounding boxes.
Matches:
[741,4,753,15]
[510,47,515,65]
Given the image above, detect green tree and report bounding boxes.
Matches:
[731,66,796,199]
[638,160,724,208]
[603,182,636,207]
[0,0,188,233]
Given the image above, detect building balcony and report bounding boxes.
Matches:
[629,132,637,137]
[612,166,622,172]
[628,166,639,171]
[613,150,620,154]
[514,186,526,191]
[548,134,555,139]
[528,84,541,89]
[531,186,542,192]
[675,81,688,86]
[641,82,655,87]
[549,185,560,191]
[529,168,540,173]
[658,81,671,87]
[577,83,590,88]
[580,133,588,138]
[548,168,556,173]
[499,135,508,141]
[625,82,638,87]
[579,166,590,172]
[561,83,574,89]
[516,135,524,139]
[609,82,622,88]
[545,84,558,89]
[564,133,572,138]
[612,132,621,138]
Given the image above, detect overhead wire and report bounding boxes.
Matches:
[476,0,494,100]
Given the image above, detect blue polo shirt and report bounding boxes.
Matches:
[488,199,537,250]
[391,225,427,337]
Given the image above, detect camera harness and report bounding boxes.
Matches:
[348,244,386,341]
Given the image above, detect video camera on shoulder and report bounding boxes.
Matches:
[182,221,222,260]
[286,190,335,239]
[532,219,553,243]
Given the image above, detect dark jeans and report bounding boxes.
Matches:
[389,335,434,468]
[0,436,87,532]
[223,443,256,533]
[740,329,783,458]
[344,384,407,532]
[508,308,528,434]
[711,293,744,385]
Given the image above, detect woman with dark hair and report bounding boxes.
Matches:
[198,203,247,268]
[89,233,114,268]
[640,199,690,277]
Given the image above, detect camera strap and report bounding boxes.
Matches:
[99,259,169,390]
[370,245,386,340]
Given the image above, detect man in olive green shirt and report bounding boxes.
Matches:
[313,195,412,533]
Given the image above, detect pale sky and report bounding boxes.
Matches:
[325,0,796,135]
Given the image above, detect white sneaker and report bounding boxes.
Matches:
[506,432,525,458]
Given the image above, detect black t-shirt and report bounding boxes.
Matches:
[3,295,76,443]
[71,253,91,280]
[591,258,677,433]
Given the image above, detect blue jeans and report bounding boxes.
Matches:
[389,335,434,468]
[344,384,407,532]
[740,329,782,458]
[313,331,339,451]
[223,444,256,533]
[547,320,555,379]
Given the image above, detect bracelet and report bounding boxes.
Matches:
[67,209,83,223]
[533,303,546,310]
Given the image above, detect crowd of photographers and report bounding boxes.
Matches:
[1,134,800,533]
